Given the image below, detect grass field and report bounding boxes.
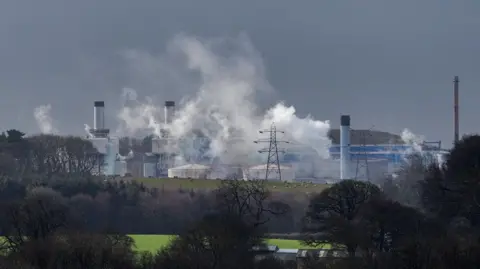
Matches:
[135,178,330,193]
[0,235,321,252]
[130,235,318,252]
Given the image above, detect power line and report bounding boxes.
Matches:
[254,122,289,181]
[355,126,375,181]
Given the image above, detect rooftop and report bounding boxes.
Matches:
[328,129,403,144]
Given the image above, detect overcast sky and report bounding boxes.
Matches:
[1,0,479,147]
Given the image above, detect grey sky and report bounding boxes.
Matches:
[1,0,479,147]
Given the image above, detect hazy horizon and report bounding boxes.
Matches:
[2,0,479,149]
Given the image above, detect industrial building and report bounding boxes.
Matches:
[86,101,448,182]
[151,101,177,176]
[280,115,447,181]
[87,101,127,176]
[85,76,463,179]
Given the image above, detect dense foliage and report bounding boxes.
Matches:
[1,129,480,268]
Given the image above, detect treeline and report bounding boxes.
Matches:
[0,130,307,235]
[1,130,480,268]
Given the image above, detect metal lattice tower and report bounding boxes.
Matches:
[254,123,289,181]
[355,127,374,181]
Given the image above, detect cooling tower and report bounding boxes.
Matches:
[340,115,351,180]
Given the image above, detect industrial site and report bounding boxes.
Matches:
[86,93,451,183]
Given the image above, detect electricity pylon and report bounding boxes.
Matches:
[254,123,289,181]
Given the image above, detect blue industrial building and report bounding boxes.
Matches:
[329,144,413,163]
[282,144,447,167]
[330,143,448,162]
[282,144,434,164]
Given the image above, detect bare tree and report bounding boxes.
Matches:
[159,213,261,269]
[213,179,289,229]
[62,136,101,176]
[27,135,101,178]
[2,187,69,252]
[302,180,382,257]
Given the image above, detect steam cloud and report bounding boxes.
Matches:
[116,34,332,164]
[400,128,426,163]
[401,128,425,153]
[34,104,58,134]
[400,128,445,166]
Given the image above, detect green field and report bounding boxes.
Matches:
[0,235,321,253]
[130,235,318,252]
[134,178,329,193]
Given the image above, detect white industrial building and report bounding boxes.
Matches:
[87,101,123,176]
[246,164,295,182]
[151,101,177,176]
[167,164,211,179]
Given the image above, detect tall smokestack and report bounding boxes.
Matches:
[340,115,351,180]
[454,76,459,144]
[94,101,105,130]
[164,101,175,125]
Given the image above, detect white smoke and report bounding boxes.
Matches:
[262,103,331,158]
[84,124,94,138]
[116,87,162,137]
[401,128,424,153]
[116,34,332,164]
[34,104,58,134]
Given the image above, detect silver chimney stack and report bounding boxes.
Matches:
[340,115,351,180]
[94,101,105,130]
[91,101,109,138]
[164,101,175,125]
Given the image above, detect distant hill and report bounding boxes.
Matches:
[328,129,404,145]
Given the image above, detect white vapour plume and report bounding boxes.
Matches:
[84,124,94,138]
[262,103,331,159]
[116,34,331,164]
[116,87,162,137]
[400,128,446,167]
[34,104,58,134]
[401,128,424,153]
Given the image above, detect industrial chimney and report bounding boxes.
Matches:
[340,115,351,180]
[164,101,175,125]
[454,76,459,144]
[91,101,109,138]
[94,101,105,130]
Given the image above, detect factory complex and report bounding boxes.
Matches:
[85,99,448,183]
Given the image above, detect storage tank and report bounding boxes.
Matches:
[167,164,210,179]
[247,164,295,182]
[207,164,246,180]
